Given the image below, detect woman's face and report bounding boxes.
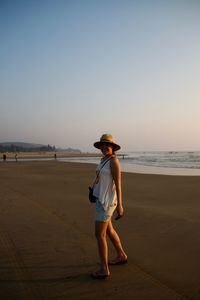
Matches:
[100,143,113,156]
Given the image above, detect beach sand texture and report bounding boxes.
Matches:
[1,161,200,300]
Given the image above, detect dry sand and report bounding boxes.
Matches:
[0,161,200,300]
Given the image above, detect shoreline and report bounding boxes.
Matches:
[1,155,200,176]
[0,151,101,159]
[1,151,200,176]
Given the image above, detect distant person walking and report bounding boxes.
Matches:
[3,154,6,162]
[15,153,18,162]
[90,134,127,280]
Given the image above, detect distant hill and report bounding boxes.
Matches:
[0,142,46,149]
[0,142,56,152]
[57,147,81,153]
[0,142,81,153]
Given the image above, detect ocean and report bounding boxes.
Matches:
[59,151,200,176]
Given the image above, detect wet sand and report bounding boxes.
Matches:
[1,151,100,160]
[1,161,200,300]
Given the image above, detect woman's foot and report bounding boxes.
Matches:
[108,255,128,265]
[90,270,110,280]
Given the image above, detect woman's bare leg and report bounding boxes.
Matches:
[94,221,110,275]
[107,220,127,261]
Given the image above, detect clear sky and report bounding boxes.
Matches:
[1,0,200,152]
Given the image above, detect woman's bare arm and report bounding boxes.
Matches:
[110,157,124,218]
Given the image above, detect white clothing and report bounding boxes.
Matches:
[93,158,117,211]
[95,199,117,222]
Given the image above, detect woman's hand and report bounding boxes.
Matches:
[115,204,124,220]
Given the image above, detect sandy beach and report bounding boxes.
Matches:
[1,161,200,300]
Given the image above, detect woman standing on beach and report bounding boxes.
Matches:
[91,134,127,279]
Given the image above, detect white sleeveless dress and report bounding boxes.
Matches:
[93,158,118,222]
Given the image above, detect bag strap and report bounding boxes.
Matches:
[92,156,113,187]
[99,156,112,171]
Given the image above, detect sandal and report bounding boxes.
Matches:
[108,258,128,266]
[90,272,110,280]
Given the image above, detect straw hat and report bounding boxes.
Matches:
[94,134,121,151]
